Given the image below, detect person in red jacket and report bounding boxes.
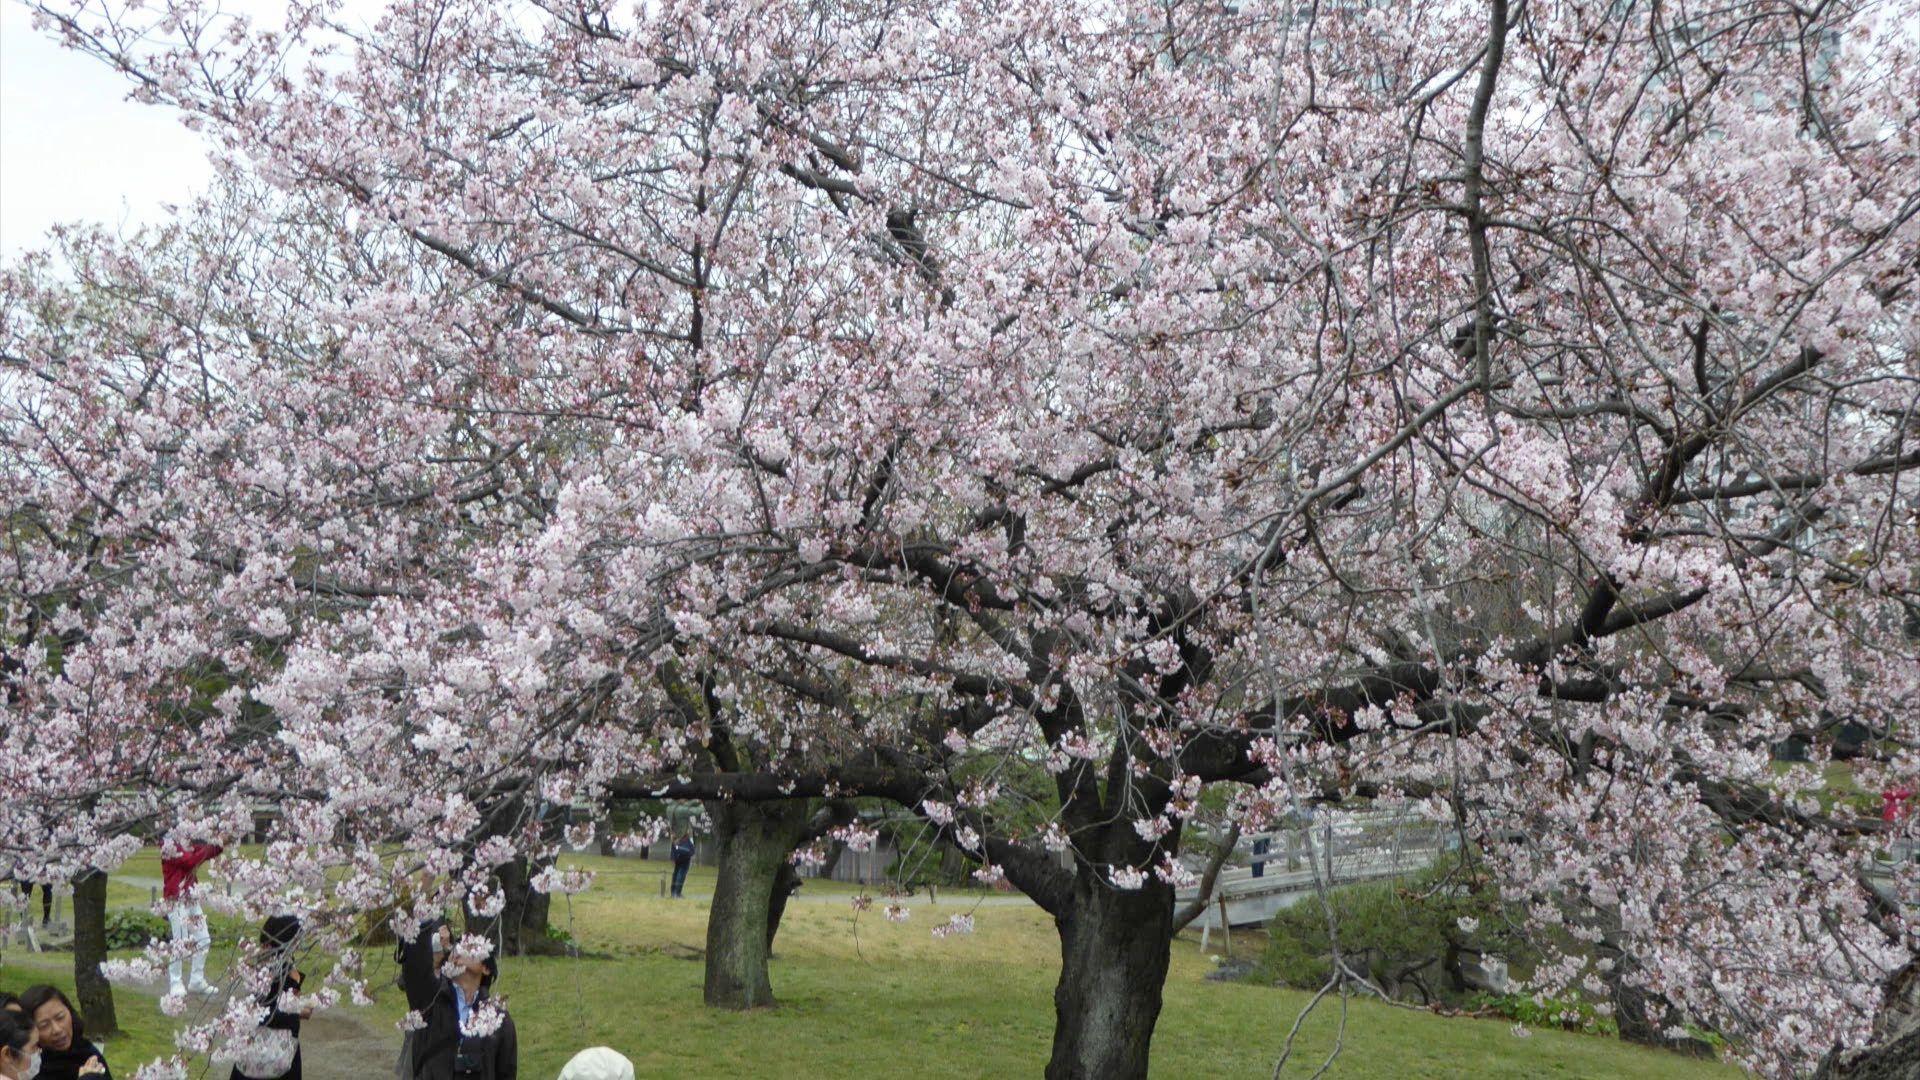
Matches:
[161,838,223,997]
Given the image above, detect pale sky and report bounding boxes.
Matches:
[0,1,220,257]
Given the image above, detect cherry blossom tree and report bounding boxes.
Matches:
[7,0,1920,1077]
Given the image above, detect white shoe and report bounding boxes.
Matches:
[189,981,217,996]
[169,983,187,998]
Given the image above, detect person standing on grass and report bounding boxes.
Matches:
[17,986,108,1079]
[399,919,517,1080]
[9,879,51,929]
[161,837,224,997]
[669,834,694,899]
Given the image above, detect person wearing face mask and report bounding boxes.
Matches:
[13,988,105,1079]
[0,1007,40,1080]
[397,919,516,1080]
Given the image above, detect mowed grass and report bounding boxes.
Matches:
[2,850,1741,1078]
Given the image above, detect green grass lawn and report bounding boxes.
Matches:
[2,851,1741,1078]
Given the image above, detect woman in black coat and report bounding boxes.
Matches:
[232,915,310,1080]
[398,919,516,1080]
[17,986,108,1079]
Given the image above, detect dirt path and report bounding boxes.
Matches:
[99,957,400,1080]
[295,1007,397,1080]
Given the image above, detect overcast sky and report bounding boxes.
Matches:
[0,1,223,258]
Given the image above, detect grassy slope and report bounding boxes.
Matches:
[2,851,1740,1078]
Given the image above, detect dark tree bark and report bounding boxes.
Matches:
[817,840,846,882]
[763,800,855,955]
[1046,874,1175,1080]
[1600,942,1713,1057]
[937,842,968,887]
[463,797,567,957]
[703,798,809,1009]
[765,860,802,954]
[520,869,555,948]
[465,853,567,957]
[71,870,118,1036]
[1816,1028,1920,1080]
[1815,960,1920,1079]
[1171,823,1240,934]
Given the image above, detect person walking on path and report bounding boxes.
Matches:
[669,834,694,899]
[161,837,224,996]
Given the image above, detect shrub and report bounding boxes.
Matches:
[1252,855,1528,1007]
[105,909,170,950]
[1470,991,1618,1037]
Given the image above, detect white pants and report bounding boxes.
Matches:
[168,901,212,991]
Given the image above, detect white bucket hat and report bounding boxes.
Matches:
[557,1047,635,1080]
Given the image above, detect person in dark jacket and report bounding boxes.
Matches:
[399,919,516,1080]
[232,915,310,1080]
[17,986,108,1079]
[669,835,694,899]
[10,879,51,928]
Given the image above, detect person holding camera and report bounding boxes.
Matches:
[398,918,516,1080]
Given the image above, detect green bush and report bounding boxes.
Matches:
[1252,856,1528,1007]
[104,909,170,950]
[1470,991,1618,1037]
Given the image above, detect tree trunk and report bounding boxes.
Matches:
[765,861,801,954]
[71,870,118,1036]
[703,799,807,1009]
[465,854,567,958]
[1817,1028,1920,1080]
[1046,876,1174,1080]
[817,840,846,882]
[521,870,554,948]
[1815,960,1920,1079]
[938,842,968,887]
[462,795,567,958]
[1600,941,1713,1057]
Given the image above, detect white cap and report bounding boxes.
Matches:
[557,1047,635,1080]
